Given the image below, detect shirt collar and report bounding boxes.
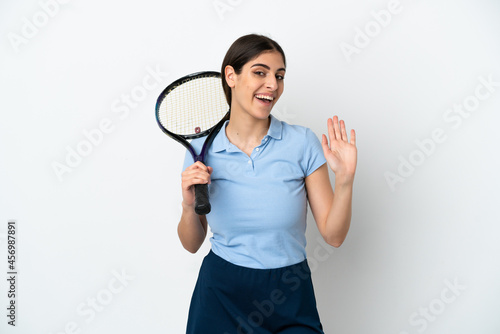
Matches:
[267,114,283,140]
[212,114,283,153]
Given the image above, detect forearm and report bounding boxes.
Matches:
[177,202,207,253]
[324,176,353,247]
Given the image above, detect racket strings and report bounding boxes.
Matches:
[158,75,228,136]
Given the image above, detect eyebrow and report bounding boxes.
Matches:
[251,63,286,72]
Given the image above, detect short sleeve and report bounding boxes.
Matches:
[302,128,326,176]
[182,149,194,172]
[181,137,205,172]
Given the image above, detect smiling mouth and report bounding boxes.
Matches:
[255,94,274,102]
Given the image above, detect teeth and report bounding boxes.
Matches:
[256,94,274,101]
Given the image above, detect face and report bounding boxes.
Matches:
[225,51,286,120]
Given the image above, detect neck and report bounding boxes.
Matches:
[225,108,271,155]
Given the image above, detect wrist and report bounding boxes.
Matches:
[334,173,354,188]
[181,201,195,212]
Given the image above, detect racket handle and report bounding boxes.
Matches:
[194,184,211,215]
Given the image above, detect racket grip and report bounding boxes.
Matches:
[194,183,211,215]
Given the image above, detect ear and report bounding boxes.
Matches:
[224,65,236,88]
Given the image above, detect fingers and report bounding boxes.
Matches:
[182,162,212,189]
[340,120,348,142]
[327,116,355,144]
[327,116,344,142]
[351,129,356,146]
[333,116,342,141]
[321,134,330,152]
[184,161,210,173]
[327,118,335,144]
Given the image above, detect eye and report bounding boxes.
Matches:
[254,71,265,76]
[276,74,285,81]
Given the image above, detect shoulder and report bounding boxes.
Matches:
[273,116,326,175]
[181,136,206,171]
[274,116,320,144]
[189,136,206,152]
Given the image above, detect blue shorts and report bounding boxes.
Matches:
[186,250,324,334]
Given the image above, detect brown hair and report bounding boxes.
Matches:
[221,34,286,106]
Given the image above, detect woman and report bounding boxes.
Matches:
[179,34,357,333]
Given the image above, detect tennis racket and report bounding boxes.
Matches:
[155,71,230,215]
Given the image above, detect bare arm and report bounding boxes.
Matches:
[306,164,353,247]
[177,161,212,253]
[306,116,357,247]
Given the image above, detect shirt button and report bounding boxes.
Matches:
[255,148,260,152]
[248,160,251,164]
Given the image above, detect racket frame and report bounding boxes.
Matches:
[155,71,230,214]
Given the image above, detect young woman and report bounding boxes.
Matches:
[179,34,357,334]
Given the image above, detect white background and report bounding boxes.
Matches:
[1,0,499,333]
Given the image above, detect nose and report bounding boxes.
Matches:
[266,76,278,91]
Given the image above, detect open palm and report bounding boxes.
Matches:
[321,116,357,184]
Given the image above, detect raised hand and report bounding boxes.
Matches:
[321,116,357,185]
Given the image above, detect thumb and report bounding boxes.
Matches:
[321,134,330,153]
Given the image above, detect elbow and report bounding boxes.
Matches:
[181,241,202,254]
[177,226,203,254]
[329,241,343,248]
[324,235,345,248]
[184,246,200,254]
